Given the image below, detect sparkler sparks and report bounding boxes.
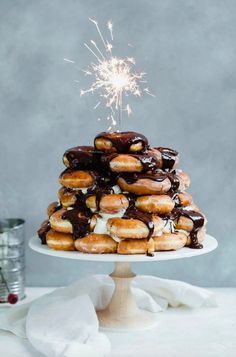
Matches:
[64,18,153,129]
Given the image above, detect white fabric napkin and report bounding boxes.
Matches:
[0,275,217,357]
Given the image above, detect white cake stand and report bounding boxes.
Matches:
[29,234,217,331]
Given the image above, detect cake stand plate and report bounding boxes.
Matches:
[29,235,217,331]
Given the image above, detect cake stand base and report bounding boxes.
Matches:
[29,235,218,332]
[97,262,158,331]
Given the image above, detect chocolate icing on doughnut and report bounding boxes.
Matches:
[95,131,148,153]
[101,152,160,172]
[39,130,206,253]
[124,195,154,241]
[63,146,102,169]
[119,171,180,192]
[37,220,51,244]
[156,147,179,170]
[62,191,92,239]
[168,208,205,249]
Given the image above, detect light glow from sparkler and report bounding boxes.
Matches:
[64,18,153,130]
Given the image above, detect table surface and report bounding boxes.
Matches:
[0,287,236,357]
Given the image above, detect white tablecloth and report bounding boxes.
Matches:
[0,288,235,357]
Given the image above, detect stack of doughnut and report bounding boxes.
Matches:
[38,131,207,255]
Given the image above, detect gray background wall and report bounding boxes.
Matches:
[0,0,235,287]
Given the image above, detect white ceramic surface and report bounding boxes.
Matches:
[29,234,218,262]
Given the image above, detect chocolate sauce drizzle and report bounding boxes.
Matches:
[124,195,154,241]
[62,190,92,239]
[166,208,205,249]
[39,132,205,252]
[95,131,148,153]
[61,173,118,238]
[119,170,180,193]
[156,147,179,170]
[37,220,50,244]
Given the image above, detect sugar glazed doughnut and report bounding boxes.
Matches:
[107,216,164,240]
[153,232,187,251]
[59,169,96,189]
[38,131,207,254]
[118,238,155,255]
[86,193,129,214]
[75,233,117,254]
[46,229,74,251]
[135,195,174,214]
[101,152,160,173]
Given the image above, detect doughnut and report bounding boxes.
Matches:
[94,131,148,153]
[176,170,190,191]
[74,233,117,253]
[49,208,73,233]
[101,152,159,173]
[174,210,205,232]
[117,170,190,196]
[117,173,171,195]
[49,208,93,237]
[107,216,164,239]
[63,145,101,169]
[173,209,205,249]
[173,192,193,207]
[148,147,179,170]
[46,229,74,251]
[86,194,129,213]
[153,232,187,251]
[58,187,78,208]
[117,238,155,255]
[38,220,50,244]
[47,201,61,217]
[135,195,175,214]
[59,169,96,189]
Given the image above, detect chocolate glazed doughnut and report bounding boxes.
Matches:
[63,146,102,169]
[149,147,179,170]
[94,131,148,153]
[38,220,51,244]
[170,208,205,249]
[118,170,190,196]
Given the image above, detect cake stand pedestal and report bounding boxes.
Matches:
[29,234,217,331]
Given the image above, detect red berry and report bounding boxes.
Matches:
[7,294,18,304]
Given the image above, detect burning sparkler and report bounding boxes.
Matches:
[65,18,153,130]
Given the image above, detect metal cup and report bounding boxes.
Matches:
[0,219,25,302]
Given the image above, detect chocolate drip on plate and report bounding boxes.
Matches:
[37,220,50,244]
[95,131,148,153]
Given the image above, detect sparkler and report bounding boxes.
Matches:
[65,18,153,130]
